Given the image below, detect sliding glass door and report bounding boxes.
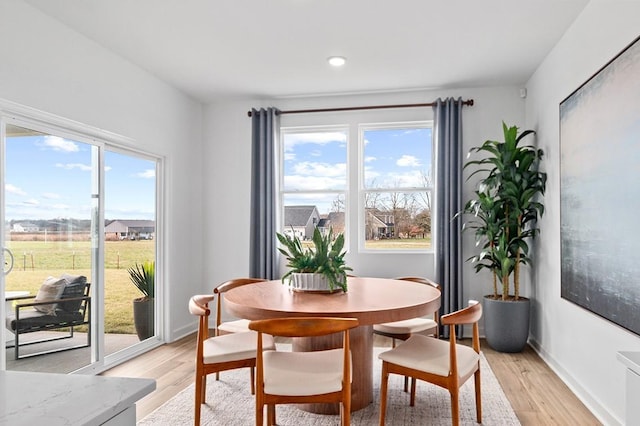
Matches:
[2,120,160,373]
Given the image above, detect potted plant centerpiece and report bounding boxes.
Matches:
[462,122,546,352]
[277,227,351,292]
[128,260,155,340]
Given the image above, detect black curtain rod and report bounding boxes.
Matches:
[247,99,474,117]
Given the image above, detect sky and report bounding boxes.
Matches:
[282,126,432,214]
[4,130,156,221]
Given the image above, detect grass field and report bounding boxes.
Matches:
[364,237,431,250]
[4,240,155,334]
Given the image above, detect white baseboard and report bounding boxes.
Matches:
[528,337,621,426]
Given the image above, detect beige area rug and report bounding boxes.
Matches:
[138,345,521,425]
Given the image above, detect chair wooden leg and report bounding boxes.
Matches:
[215,371,219,381]
[410,376,417,406]
[267,404,276,426]
[403,375,409,392]
[474,369,482,423]
[379,362,389,426]
[450,388,460,426]
[250,367,255,395]
[255,399,263,426]
[343,392,351,426]
[194,373,202,426]
[201,375,207,403]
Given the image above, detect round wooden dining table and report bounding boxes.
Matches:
[223,276,441,413]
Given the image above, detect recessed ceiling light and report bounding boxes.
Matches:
[328,56,346,67]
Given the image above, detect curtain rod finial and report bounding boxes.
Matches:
[247,110,253,117]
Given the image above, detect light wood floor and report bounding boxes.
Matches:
[102,334,602,425]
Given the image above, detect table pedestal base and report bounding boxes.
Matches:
[293,324,373,414]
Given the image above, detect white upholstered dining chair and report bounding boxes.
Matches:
[189,294,275,426]
[378,300,482,426]
[249,316,359,426]
[373,276,441,391]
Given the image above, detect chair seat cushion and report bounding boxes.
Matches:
[262,348,346,396]
[6,309,84,332]
[203,331,274,364]
[217,319,251,334]
[378,334,479,378]
[374,318,437,334]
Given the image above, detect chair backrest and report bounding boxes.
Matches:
[213,278,265,333]
[189,294,216,358]
[249,316,358,339]
[441,300,483,368]
[56,282,91,320]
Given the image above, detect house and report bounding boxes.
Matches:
[283,206,320,240]
[318,211,346,236]
[11,222,39,233]
[104,220,155,241]
[365,209,395,239]
[1,2,638,424]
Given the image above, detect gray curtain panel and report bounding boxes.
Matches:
[249,107,280,279]
[433,97,464,337]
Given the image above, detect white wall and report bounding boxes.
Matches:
[0,1,204,343]
[203,87,526,315]
[526,2,640,424]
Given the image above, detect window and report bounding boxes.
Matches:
[361,123,433,251]
[280,127,348,242]
[279,120,433,252]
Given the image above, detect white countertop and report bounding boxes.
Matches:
[0,371,155,425]
[618,351,640,375]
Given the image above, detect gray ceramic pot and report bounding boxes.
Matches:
[483,295,530,353]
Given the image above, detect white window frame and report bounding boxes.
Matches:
[358,120,434,254]
[277,117,434,255]
[278,125,350,237]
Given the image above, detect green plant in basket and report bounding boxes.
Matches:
[276,227,351,292]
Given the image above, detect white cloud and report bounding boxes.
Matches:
[23,198,39,206]
[283,132,347,151]
[284,152,296,161]
[396,155,421,167]
[364,156,376,163]
[42,192,61,199]
[55,163,92,171]
[383,170,425,188]
[41,136,79,152]
[5,184,26,196]
[136,169,156,178]
[52,203,71,210]
[284,175,346,191]
[292,162,346,178]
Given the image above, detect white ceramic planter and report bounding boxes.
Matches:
[290,273,342,293]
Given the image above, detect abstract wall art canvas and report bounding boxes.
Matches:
[560,35,640,335]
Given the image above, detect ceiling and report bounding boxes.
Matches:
[24,0,589,103]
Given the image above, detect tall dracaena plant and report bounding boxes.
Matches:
[463,122,546,300]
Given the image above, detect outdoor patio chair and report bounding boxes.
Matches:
[5,277,91,359]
